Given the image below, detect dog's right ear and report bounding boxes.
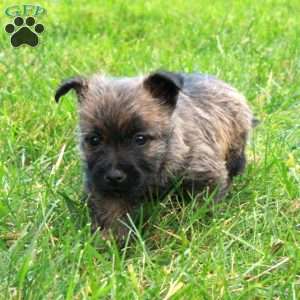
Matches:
[55,77,87,103]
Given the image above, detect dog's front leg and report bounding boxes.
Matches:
[87,195,134,242]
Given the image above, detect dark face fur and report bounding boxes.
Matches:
[55,71,183,200]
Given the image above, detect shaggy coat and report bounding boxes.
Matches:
[55,71,254,240]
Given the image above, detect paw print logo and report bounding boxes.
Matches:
[5,16,44,47]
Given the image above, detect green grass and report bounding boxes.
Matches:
[0,0,300,298]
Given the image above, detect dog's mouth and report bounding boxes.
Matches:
[93,179,145,199]
[87,166,148,199]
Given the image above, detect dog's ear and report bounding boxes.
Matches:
[55,77,87,103]
[143,71,183,108]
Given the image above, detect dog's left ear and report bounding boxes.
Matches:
[55,77,87,103]
[143,71,183,108]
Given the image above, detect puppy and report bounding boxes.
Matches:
[55,71,254,240]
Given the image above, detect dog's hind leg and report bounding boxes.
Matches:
[226,147,246,180]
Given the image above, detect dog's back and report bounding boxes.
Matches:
[163,73,253,191]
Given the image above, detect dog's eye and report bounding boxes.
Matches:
[86,135,101,146]
[134,134,147,146]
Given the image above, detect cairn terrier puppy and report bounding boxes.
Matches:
[55,71,255,240]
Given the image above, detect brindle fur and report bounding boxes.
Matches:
[55,71,254,241]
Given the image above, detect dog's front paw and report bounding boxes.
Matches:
[100,222,131,245]
[88,195,134,245]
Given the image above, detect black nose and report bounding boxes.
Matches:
[104,169,127,184]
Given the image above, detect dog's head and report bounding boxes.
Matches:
[55,71,183,199]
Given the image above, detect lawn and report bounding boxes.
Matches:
[0,0,300,299]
